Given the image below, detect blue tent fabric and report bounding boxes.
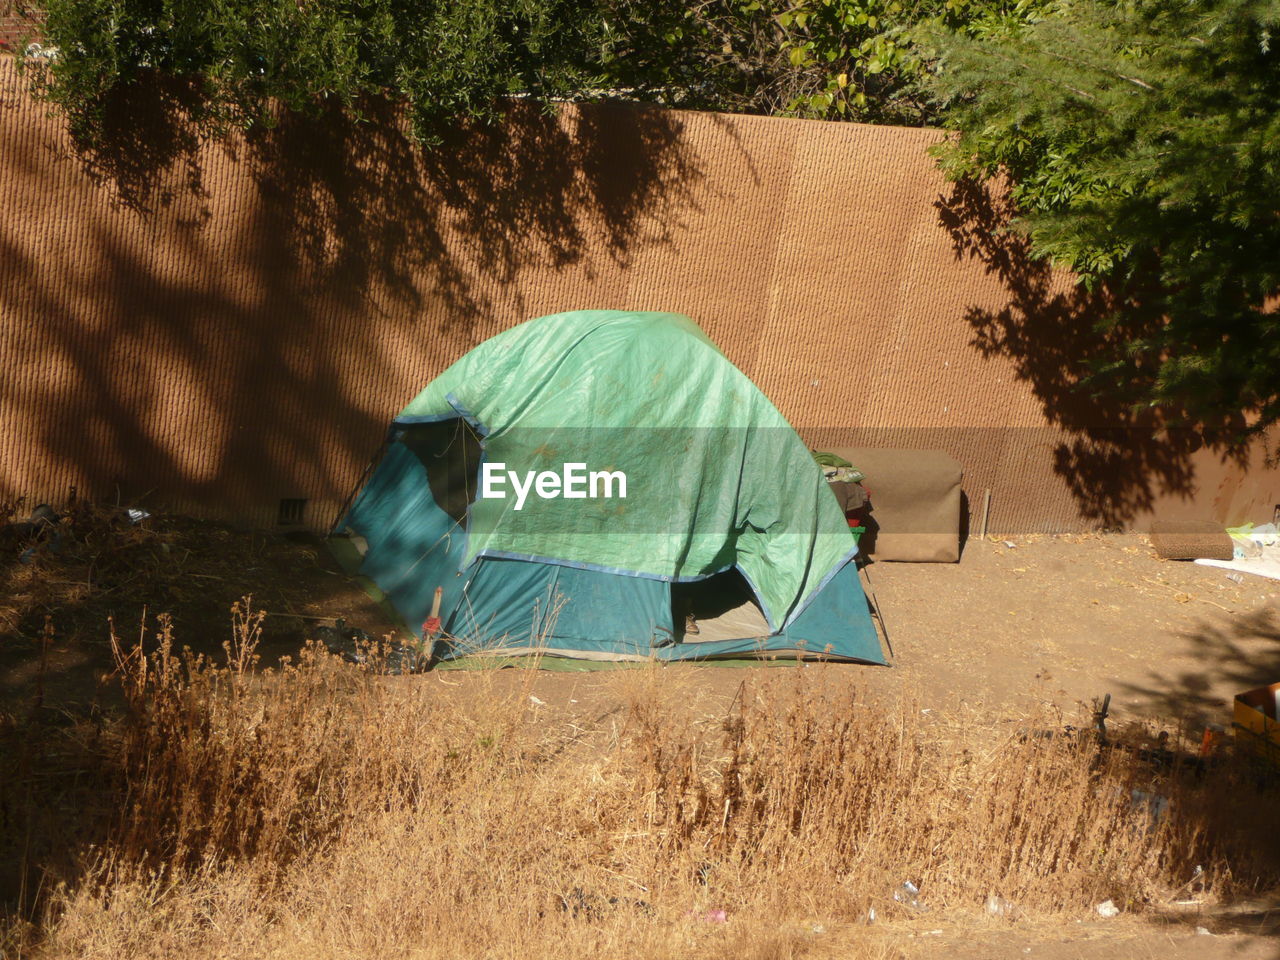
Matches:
[445,558,674,658]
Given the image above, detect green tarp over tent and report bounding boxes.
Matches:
[336,309,884,663]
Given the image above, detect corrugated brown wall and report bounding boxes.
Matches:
[2,60,1275,533]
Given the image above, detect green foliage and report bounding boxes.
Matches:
[920,0,1280,434]
[26,0,609,144]
[599,0,1047,123]
[23,0,1046,139]
[770,0,1048,121]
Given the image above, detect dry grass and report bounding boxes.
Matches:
[4,600,1280,959]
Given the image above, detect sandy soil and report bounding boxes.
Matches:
[868,533,1280,725]
[884,914,1280,959]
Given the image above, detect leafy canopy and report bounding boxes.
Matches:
[601,0,1046,123]
[26,0,609,143]
[24,0,1040,140]
[920,0,1280,435]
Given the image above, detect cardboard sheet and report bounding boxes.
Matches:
[1194,556,1280,582]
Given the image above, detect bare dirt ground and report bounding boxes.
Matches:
[870,533,1280,725]
[4,517,1280,958]
[876,912,1280,959]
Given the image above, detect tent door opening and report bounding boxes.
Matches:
[671,568,770,644]
[397,418,483,525]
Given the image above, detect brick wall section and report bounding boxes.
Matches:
[0,5,41,51]
[1,59,1275,532]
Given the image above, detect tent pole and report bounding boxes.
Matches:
[858,560,893,662]
[329,436,391,534]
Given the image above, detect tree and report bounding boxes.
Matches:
[919,0,1280,437]
[23,0,610,144]
[599,0,1046,124]
[20,0,1043,145]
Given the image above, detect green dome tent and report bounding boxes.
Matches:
[335,310,884,663]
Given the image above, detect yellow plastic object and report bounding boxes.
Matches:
[1233,682,1280,766]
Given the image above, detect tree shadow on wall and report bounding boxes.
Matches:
[4,77,701,524]
[59,78,701,322]
[45,71,214,221]
[935,179,1249,528]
